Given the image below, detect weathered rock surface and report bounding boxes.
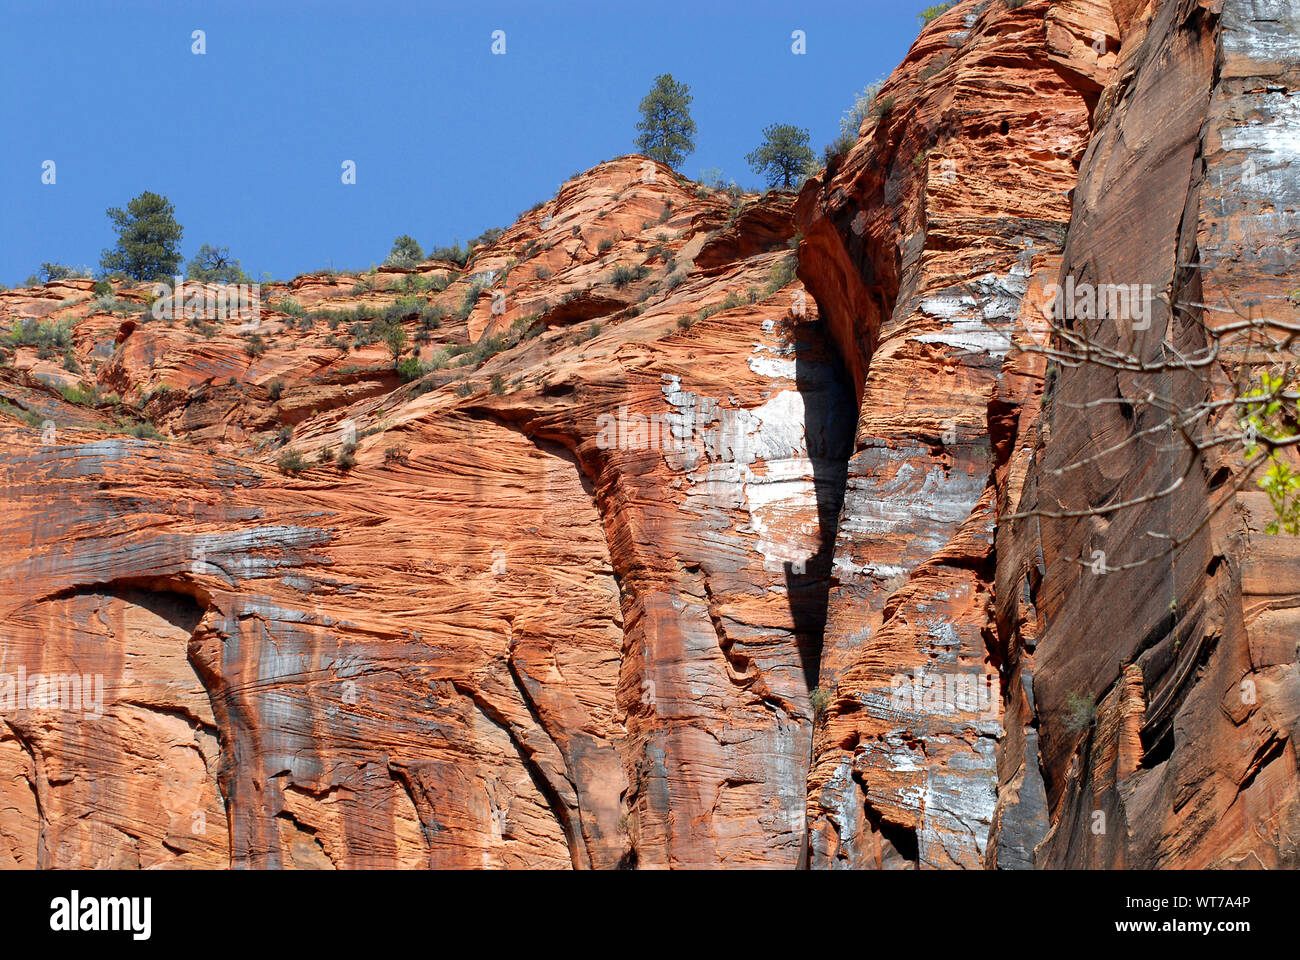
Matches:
[796,0,1103,869]
[992,0,1300,870]
[2,157,844,869]
[796,0,1299,870]
[1,0,1296,870]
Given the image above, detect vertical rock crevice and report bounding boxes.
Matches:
[795,0,1114,868]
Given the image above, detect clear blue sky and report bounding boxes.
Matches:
[0,0,923,285]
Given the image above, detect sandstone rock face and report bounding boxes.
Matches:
[796,0,1299,870]
[1,157,845,869]
[992,0,1300,870]
[796,0,1102,869]
[1,0,1295,870]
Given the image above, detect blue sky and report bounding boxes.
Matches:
[0,0,923,285]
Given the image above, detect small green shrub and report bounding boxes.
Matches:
[385,234,425,269]
[824,132,856,162]
[920,56,952,81]
[454,283,486,322]
[384,322,408,360]
[118,420,163,441]
[1062,691,1098,735]
[382,296,423,323]
[469,226,505,250]
[763,254,799,296]
[691,292,744,328]
[0,399,48,428]
[60,383,101,406]
[469,335,507,365]
[277,449,308,474]
[919,2,957,25]
[35,263,89,284]
[610,264,649,288]
[430,242,471,267]
[396,356,426,382]
[310,305,372,326]
[420,304,445,330]
[3,317,74,351]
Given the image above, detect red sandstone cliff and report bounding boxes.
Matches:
[796,0,1299,869]
[1,0,1295,869]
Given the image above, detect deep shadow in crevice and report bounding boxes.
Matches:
[784,317,857,693]
[111,586,205,635]
[29,579,208,634]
